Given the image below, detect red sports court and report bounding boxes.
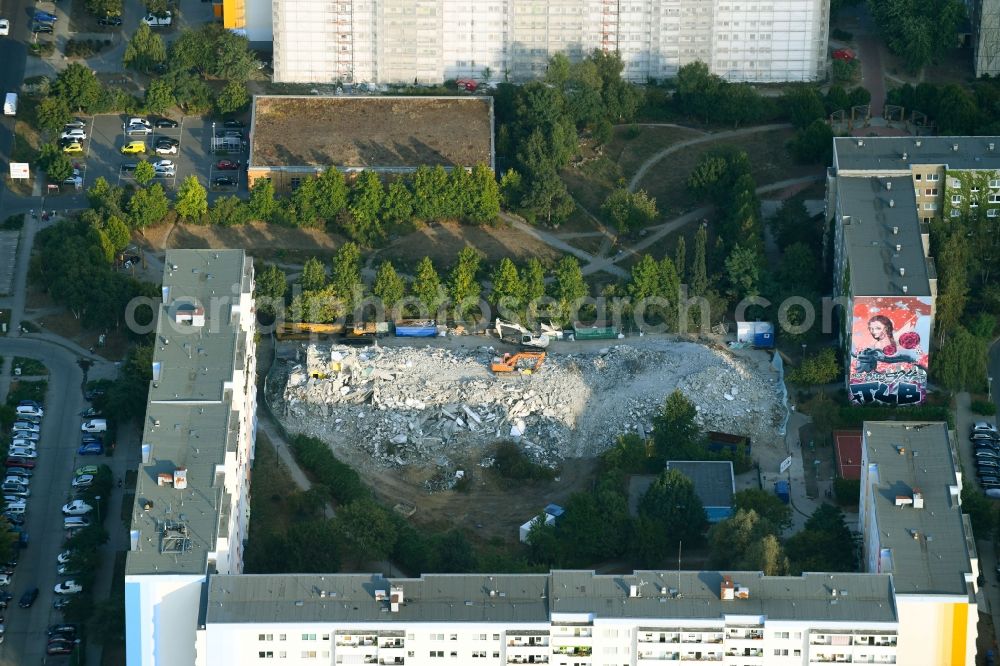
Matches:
[835,430,863,480]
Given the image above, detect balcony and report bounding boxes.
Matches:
[638,651,680,661]
[725,648,763,657]
[553,646,593,657]
[809,657,852,664]
[378,659,404,666]
[678,655,722,663]
[336,636,377,647]
[851,658,896,665]
[681,635,723,644]
[508,657,549,665]
[639,634,680,644]
[508,639,549,648]
[725,630,763,641]
[379,640,404,649]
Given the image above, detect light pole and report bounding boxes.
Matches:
[95,495,101,524]
[801,343,807,363]
[989,376,993,403]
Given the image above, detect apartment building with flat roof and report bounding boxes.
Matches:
[263,0,829,85]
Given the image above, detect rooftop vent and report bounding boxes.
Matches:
[913,490,924,509]
[721,576,735,600]
[895,495,914,507]
[991,143,996,151]
[896,244,902,252]
[173,468,188,490]
[893,226,899,235]
[857,139,864,147]
[173,301,205,327]
[161,286,170,302]
[629,585,640,598]
[902,285,908,294]
[915,140,922,147]
[889,199,895,208]
[953,143,959,152]
[899,267,905,276]
[910,529,920,540]
[896,445,906,455]
[902,152,908,161]
[735,586,749,600]
[886,181,892,190]
[141,444,151,463]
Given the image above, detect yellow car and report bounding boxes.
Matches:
[120,141,146,155]
[62,142,83,154]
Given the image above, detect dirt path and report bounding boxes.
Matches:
[627,123,794,192]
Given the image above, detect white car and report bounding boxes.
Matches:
[153,159,175,171]
[0,19,9,36]
[54,580,82,595]
[141,11,171,26]
[71,475,94,489]
[0,574,11,587]
[3,476,28,487]
[11,438,38,448]
[11,422,40,434]
[154,144,177,155]
[14,405,43,417]
[126,117,151,129]
[57,551,73,565]
[8,447,37,459]
[60,129,87,141]
[61,500,92,516]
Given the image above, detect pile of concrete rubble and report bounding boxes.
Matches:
[272,341,784,470]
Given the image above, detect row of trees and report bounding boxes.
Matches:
[869,0,965,72]
[886,80,1000,137]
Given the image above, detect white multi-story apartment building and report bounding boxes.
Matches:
[125,250,258,666]
[264,0,829,85]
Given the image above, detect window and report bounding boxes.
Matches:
[322,635,330,641]
[300,652,316,659]
[991,193,1000,203]
[951,209,961,218]
[972,187,980,193]
[925,188,937,195]
[927,173,939,181]
[989,209,999,217]
[279,635,286,641]
[794,649,802,656]
[492,652,500,658]
[475,634,487,641]
[774,632,789,639]
[990,179,1000,188]
[450,652,458,657]
[492,634,500,641]
[774,649,789,656]
[278,652,286,659]
[924,202,937,210]
[450,634,458,641]
[915,173,922,181]
[951,194,962,204]
[429,651,444,658]
[301,634,316,641]
[432,634,445,641]
[258,652,273,659]
[259,635,273,642]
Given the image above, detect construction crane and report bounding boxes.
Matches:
[490,352,546,374]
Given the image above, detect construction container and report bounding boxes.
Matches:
[736,321,775,349]
[774,480,790,504]
[394,320,437,337]
[707,431,751,456]
[571,322,620,340]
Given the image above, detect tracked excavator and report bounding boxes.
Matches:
[490,352,546,374]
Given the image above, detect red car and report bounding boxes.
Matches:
[215,160,240,171]
[5,457,36,469]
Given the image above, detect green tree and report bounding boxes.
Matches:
[335,499,397,562]
[629,254,662,300]
[86,0,122,18]
[53,64,103,112]
[133,161,155,186]
[413,257,444,314]
[381,180,414,226]
[935,227,970,343]
[708,509,787,572]
[638,469,708,555]
[789,120,835,164]
[787,348,841,385]
[690,225,708,296]
[651,390,702,458]
[962,486,995,540]
[127,184,170,230]
[468,164,501,224]
[544,53,571,89]
[255,264,287,316]
[490,257,525,313]
[524,258,546,304]
[144,78,175,116]
[209,195,251,227]
[869,0,966,72]
[411,165,450,221]
[785,503,858,573]
[675,237,686,283]
[601,188,658,232]
[723,244,762,300]
[782,86,826,128]
[373,261,405,311]
[934,325,987,391]
[35,96,71,135]
[123,23,166,72]
[168,27,213,74]
[288,177,321,228]
[299,257,327,292]
[45,152,74,184]
[288,286,341,323]
[732,488,792,532]
[346,171,385,245]
[248,179,279,222]
[211,29,257,83]
[449,247,482,315]
[214,81,249,116]
[776,242,820,292]
[315,168,349,221]
[87,177,126,218]
[103,216,131,252]
[553,256,587,323]
[175,175,208,222]
[330,242,362,305]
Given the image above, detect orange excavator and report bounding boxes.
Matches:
[491,351,546,374]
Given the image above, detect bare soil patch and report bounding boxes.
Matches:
[143,221,350,264]
[252,96,493,168]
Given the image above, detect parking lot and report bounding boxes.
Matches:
[61,114,248,196]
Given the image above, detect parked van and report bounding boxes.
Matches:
[4,503,26,515]
[3,93,17,116]
[63,517,89,531]
[1,483,28,498]
[80,419,107,433]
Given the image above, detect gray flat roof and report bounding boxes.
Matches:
[666,461,735,508]
[126,249,253,576]
[834,136,1000,172]
[206,570,897,625]
[837,176,932,297]
[864,422,973,596]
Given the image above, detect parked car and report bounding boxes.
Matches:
[11,437,39,448]
[53,580,82,595]
[18,587,38,608]
[46,643,73,655]
[4,468,31,479]
[1,484,28,498]
[11,422,39,434]
[4,458,35,470]
[153,117,179,128]
[72,475,94,489]
[97,15,122,25]
[3,476,28,487]
[0,574,12,586]
[57,551,73,565]
[973,421,999,434]
[53,597,70,610]
[48,624,78,637]
[61,500,92,516]
[59,129,87,141]
[31,22,54,33]
[8,448,36,459]
[976,450,1000,459]
[15,404,43,417]
[0,19,9,36]
[77,442,103,456]
[33,10,57,22]
[142,11,172,26]
[154,143,178,155]
[74,465,99,477]
[213,176,237,188]
[215,159,240,170]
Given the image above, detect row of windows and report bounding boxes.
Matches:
[952,207,1000,217]
[258,651,328,659]
[913,172,940,181]
[950,179,1000,189]
[951,193,1000,203]
[258,634,329,641]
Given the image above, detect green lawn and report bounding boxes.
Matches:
[12,357,47,376]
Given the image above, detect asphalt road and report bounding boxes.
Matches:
[0,0,31,208]
[0,338,87,666]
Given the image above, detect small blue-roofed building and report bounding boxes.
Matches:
[666,460,736,523]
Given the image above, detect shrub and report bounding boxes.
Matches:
[831,28,853,41]
[971,399,997,416]
[833,478,860,506]
[492,441,556,482]
[0,215,23,230]
[288,434,368,504]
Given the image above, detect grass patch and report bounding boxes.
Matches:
[491,441,557,485]
[635,128,807,218]
[5,380,48,407]
[0,310,10,335]
[971,399,997,416]
[0,215,23,230]
[12,357,48,376]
